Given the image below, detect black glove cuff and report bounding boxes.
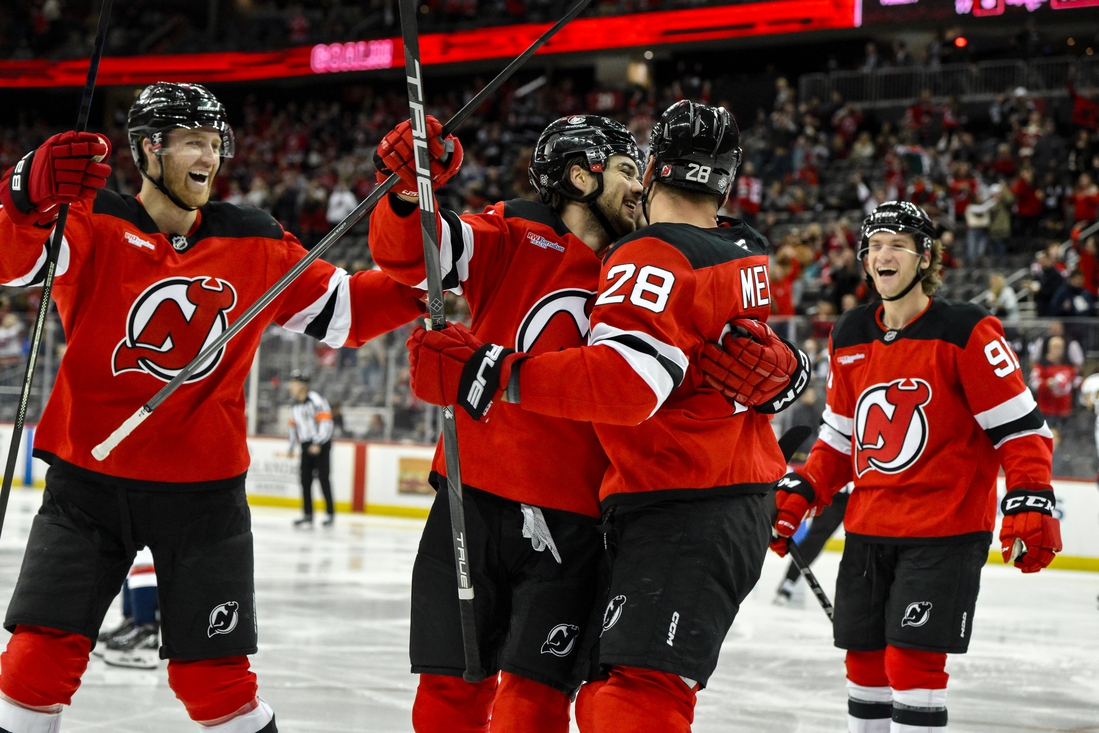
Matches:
[774,472,816,503]
[458,343,515,420]
[1001,488,1055,516]
[4,151,36,215]
[505,357,522,404]
[387,192,419,217]
[755,336,811,415]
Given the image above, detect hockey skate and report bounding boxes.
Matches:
[322,514,334,527]
[102,623,160,669]
[293,515,314,528]
[92,617,135,657]
[772,578,806,608]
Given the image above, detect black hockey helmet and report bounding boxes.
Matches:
[127,82,235,169]
[647,100,741,199]
[289,370,311,383]
[857,200,936,259]
[528,115,641,205]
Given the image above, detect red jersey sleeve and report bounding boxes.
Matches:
[802,336,856,502]
[518,237,694,425]
[0,197,94,289]
[368,195,511,315]
[269,229,424,348]
[958,316,1053,491]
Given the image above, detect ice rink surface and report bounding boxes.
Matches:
[0,487,1096,732]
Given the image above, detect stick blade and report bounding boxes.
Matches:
[778,425,813,464]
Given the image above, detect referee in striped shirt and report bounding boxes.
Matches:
[288,371,335,527]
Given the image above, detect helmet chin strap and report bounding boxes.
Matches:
[589,196,623,244]
[141,151,199,212]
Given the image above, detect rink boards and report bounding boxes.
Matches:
[3,426,1097,571]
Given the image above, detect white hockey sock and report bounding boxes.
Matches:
[0,695,62,733]
[846,681,892,733]
[197,697,274,733]
[891,688,947,733]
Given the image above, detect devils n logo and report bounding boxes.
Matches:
[112,277,237,382]
[854,378,932,477]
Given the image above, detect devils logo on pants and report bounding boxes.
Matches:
[112,277,237,382]
[854,378,932,477]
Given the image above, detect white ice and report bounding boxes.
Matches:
[0,488,1096,732]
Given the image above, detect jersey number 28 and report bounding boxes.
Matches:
[594,264,676,313]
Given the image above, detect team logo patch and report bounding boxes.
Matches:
[836,352,866,365]
[661,164,673,178]
[601,595,626,635]
[526,231,565,253]
[124,231,155,251]
[567,115,586,125]
[208,601,240,637]
[515,288,594,354]
[112,276,237,383]
[901,601,933,628]
[854,378,932,477]
[541,623,580,657]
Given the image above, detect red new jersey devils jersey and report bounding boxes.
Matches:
[517,220,788,508]
[0,191,423,487]
[802,299,1053,541]
[369,196,610,517]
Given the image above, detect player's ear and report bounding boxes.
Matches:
[568,163,590,195]
[642,158,655,188]
[142,138,161,177]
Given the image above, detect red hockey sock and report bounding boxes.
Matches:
[166,656,258,722]
[584,666,696,733]
[488,671,570,733]
[0,625,91,707]
[412,673,498,733]
[845,649,889,688]
[574,678,608,733]
[884,646,948,690]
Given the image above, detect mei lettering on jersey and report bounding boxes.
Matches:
[739,264,771,310]
[527,231,566,253]
[854,378,932,477]
[124,231,155,251]
[112,276,237,383]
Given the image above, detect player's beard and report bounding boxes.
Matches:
[163,160,216,210]
[593,188,638,239]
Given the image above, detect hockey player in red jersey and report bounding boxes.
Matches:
[0,82,423,733]
[770,200,1060,733]
[371,107,806,731]
[406,100,812,733]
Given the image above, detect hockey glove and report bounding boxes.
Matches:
[700,318,805,410]
[0,131,112,226]
[769,472,820,557]
[407,323,524,420]
[374,115,464,194]
[999,489,1062,573]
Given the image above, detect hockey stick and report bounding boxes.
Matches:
[774,425,835,620]
[395,0,484,682]
[92,0,595,462]
[0,0,113,540]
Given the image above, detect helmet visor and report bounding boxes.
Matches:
[152,122,235,159]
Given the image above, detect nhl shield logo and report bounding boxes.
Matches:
[853,378,932,477]
[208,600,240,637]
[901,601,933,628]
[112,277,237,383]
[540,623,580,657]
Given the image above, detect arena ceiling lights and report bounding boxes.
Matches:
[1,0,858,88]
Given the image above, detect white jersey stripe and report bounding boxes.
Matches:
[1,234,70,286]
[993,424,1054,450]
[281,268,351,347]
[589,322,688,420]
[413,210,474,296]
[822,405,854,437]
[973,388,1039,430]
[819,423,853,455]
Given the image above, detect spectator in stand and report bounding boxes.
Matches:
[1029,335,1080,432]
[980,272,1020,327]
[1012,166,1043,237]
[0,312,25,365]
[1041,170,1066,228]
[733,160,762,227]
[990,143,1018,180]
[905,90,937,144]
[769,260,798,316]
[821,244,862,312]
[1032,246,1067,317]
[1077,235,1099,296]
[1067,129,1096,179]
[1051,270,1095,319]
[860,41,881,71]
[987,183,1013,264]
[965,188,994,265]
[941,94,966,137]
[326,179,358,225]
[1029,320,1085,370]
[948,161,980,225]
[1071,172,1099,227]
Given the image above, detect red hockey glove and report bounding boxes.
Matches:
[407,323,523,420]
[999,489,1062,573]
[0,132,111,226]
[374,115,464,193]
[701,318,797,408]
[769,472,820,557]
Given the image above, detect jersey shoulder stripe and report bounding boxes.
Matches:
[193,201,285,242]
[92,189,160,233]
[832,299,991,350]
[501,199,570,237]
[607,221,770,269]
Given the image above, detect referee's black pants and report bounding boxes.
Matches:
[300,441,333,518]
